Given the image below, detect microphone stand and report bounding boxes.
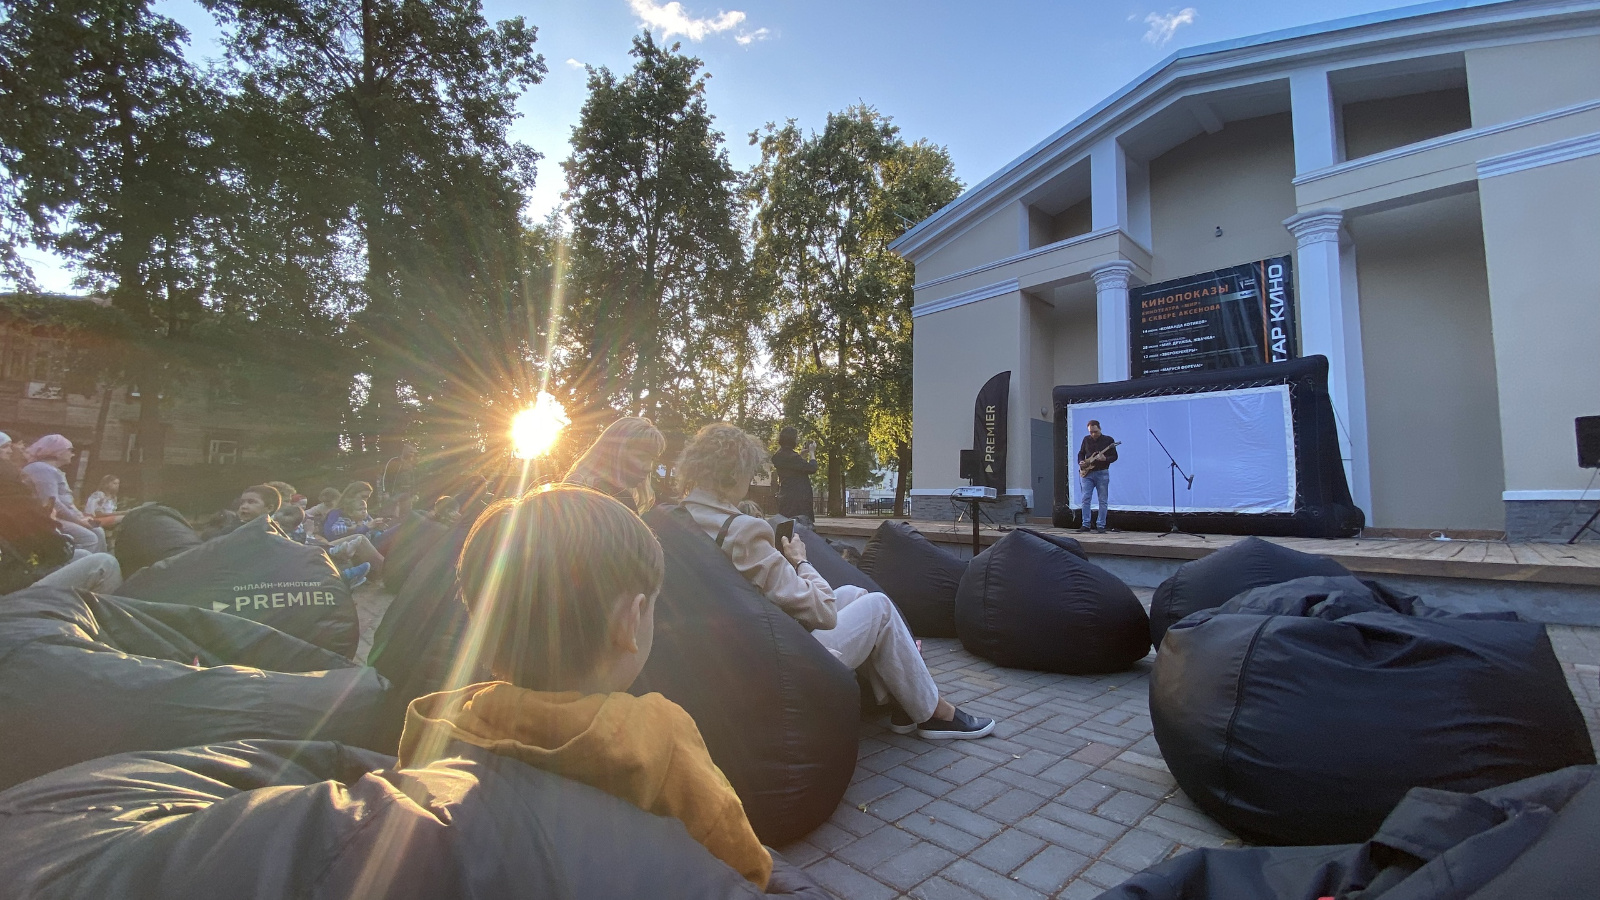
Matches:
[1149,428,1205,540]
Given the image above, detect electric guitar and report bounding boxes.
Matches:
[1079,441,1122,478]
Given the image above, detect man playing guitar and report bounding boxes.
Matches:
[1076,420,1120,533]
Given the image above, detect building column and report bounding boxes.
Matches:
[1090,137,1128,232]
[1092,260,1135,383]
[1285,207,1371,517]
[1289,68,1340,174]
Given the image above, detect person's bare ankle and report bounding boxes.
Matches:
[933,699,956,722]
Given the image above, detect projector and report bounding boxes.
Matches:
[952,486,998,501]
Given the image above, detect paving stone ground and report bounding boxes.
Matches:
[776,593,1600,900]
[350,585,1600,900]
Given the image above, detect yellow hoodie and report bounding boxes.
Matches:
[399,683,772,889]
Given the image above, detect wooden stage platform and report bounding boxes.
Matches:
[811,517,1600,589]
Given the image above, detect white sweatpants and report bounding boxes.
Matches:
[37,552,123,594]
[811,587,940,723]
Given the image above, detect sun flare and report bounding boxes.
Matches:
[510,392,570,460]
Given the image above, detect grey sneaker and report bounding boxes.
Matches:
[916,707,996,740]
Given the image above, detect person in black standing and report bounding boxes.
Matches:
[1077,420,1118,533]
[771,426,817,525]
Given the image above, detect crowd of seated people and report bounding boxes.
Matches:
[0,420,1015,893]
[0,422,999,747]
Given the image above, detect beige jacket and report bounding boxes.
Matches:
[681,489,838,631]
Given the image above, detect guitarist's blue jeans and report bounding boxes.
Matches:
[1081,470,1110,529]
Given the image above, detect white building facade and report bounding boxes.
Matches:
[893,0,1600,540]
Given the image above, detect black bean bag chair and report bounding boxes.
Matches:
[634,506,859,845]
[118,516,358,657]
[1096,764,1600,899]
[858,520,965,637]
[0,587,388,792]
[381,512,452,593]
[1148,536,1351,647]
[795,523,882,593]
[954,528,1149,673]
[0,739,831,899]
[1151,576,1595,846]
[113,504,202,576]
[366,527,479,749]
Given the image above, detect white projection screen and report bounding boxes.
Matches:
[1065,385,1296,514]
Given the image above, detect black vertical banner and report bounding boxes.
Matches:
[1129,255,1296,378]
[973,371,1009,491]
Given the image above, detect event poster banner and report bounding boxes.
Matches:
[973,371,1009,491]
[1130,256,1296,378]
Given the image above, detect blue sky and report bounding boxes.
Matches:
[24,0,1419,291]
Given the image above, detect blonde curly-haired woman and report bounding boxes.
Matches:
[677,423,995,740]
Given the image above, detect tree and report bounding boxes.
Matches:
[748,106,959,516]
[0,0,219,492]
[865,140,961,515]
[560,33,750,434]
[202,0,547,450]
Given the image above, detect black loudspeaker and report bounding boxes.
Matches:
[1578,417,1600,469]
[959,449,978,480]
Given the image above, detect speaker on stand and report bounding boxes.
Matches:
[1565,416,1600,544]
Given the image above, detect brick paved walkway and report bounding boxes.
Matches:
[776,636,1227,900]
[777,615,1600,900]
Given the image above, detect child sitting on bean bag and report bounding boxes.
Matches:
[397,484,772,888]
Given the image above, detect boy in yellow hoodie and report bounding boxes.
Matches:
[397,484,772,888]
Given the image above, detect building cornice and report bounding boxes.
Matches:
[1477,129,1600,178]
[910,279,1020,319]
[891,0,1600,261]
[913,226,1127,293]
[1292,98,1600,186]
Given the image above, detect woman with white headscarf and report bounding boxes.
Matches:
[1,435,121,593]
[21,435,105,554]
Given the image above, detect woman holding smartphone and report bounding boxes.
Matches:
[676,423,995,741]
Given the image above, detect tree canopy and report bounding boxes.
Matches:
[0,8,960,500]
[561,33,753,435]
[748,106,959,514]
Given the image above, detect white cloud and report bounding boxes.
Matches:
[1142,7,1198,46]
[565,57,586,68]
[735,27,770,46]
[628,0,746,42]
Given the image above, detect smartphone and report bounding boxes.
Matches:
[773,517,795,547]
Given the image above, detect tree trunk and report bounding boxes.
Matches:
[85,382,115,496]
[132,370,164,502]
[827,447,843,518]
[893,439,911,518]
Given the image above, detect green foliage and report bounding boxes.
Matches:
[202,0,548,448]
[560,33,751,436]
[0,0,214,323]
[0,7,963,492]
[747,107,960,515]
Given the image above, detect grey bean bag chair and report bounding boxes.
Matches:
[1148,536,1350,647]
[0,586,388,792]
[118,516,358,657]
[858,520,965,637]
[955,528,1149,673]
[1152,576,1594,845]
[1095,765,1600,899]
[0,739,831,899]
